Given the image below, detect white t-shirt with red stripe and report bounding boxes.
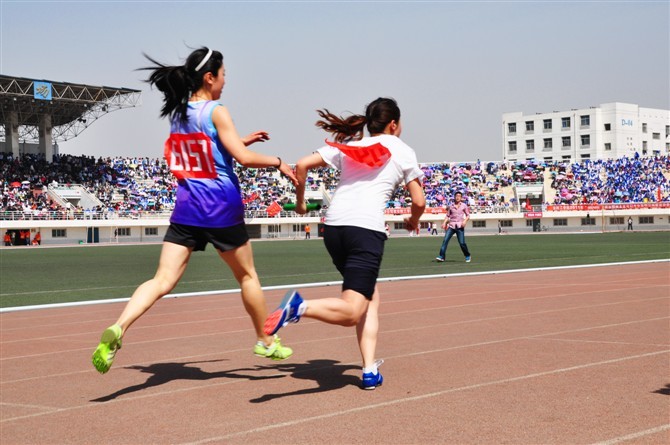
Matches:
[317,134,424,234]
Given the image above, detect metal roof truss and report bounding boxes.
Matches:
[0,75,141,143]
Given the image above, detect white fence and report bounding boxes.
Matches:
[2,205,668,246]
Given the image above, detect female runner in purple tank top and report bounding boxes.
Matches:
[92,47,297,373]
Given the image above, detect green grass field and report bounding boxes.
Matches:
[1,232,668,308]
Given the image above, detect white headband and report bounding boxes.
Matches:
[194,48,213,72]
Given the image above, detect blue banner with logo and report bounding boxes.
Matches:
[34,81,52,100]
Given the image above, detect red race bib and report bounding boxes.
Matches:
[325,140,391,168]
[164,133,217,179]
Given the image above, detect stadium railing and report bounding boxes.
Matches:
[0,209,327,221]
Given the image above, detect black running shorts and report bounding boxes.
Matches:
[164,222,249,252]
[323,225,386,300]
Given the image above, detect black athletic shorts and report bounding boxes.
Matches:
[323,225,386,300]
[164,222,249,252]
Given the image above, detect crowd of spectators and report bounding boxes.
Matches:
[1,151,668,220]
[0,152,177,219]
[400,161,521,212]
[549,153,670,205]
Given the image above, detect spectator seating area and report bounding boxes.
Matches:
[1,152,668,219]
[549,156,669,205]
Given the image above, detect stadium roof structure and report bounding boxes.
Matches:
[0,74,141,145]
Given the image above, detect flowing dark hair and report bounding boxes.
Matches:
[315,97,401,143]
[138,47,223,122]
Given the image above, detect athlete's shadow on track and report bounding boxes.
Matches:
[91,359,284,402]
[249,359,360,403]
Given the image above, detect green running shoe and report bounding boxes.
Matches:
[254,335,293,361]
[92,324,123,374]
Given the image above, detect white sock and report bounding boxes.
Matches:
[363,364,378,374]
[297,301,307,317]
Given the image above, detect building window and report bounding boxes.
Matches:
[145,227,158,236]
[526,140,534,152]
[525,121,534,132]
[117,228,131,237]
[642,123,647,133]
[543,119,552,131]
[526,220,533,227]
[580,115,590,127]
[562,155,571,161]
[544,157,553,162]
[665,125,669,137]
[544,138,553,149]
[580,154,590,160]
[643,141,648,151]
[610,217,624,225]
[604,143,611,151]
[666,143,669,152]
[653,132,660,140]
[581,135,590,148]
[604,123,611,131]
[267,225,281,237]
[581,217,596,226]
[472,220,486,228]
[561,117,571,129]
[639,216,654,224]
[508,141,517,153]
[562,136,571,148]
[553,218,567,226]
[52,229,67,238]
[508,123,516,135]
[500,220,513,227]
[393,222,405,230]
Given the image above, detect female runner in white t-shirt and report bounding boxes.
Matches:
[265,97,425,389]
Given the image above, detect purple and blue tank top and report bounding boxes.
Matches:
[164,101,244,228]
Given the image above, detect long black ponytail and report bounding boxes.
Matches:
[315,97,401,142]
[139,47,223,122]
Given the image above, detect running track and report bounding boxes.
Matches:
[1,261,669,444]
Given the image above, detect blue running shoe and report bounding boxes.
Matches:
[362,359,384,390]
[264,290,303,335]
[465,256,471,263]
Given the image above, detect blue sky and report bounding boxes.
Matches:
[2,0,668,163]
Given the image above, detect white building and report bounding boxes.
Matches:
[502,103,669,162]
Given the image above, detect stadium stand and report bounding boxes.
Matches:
[2,152,668,221]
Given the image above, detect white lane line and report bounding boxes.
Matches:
[592,424,670,445]
[176,350,670,445]
[2,259,667,313]
[2,262,666,346]
[1,315,667,398]
[2,349,668,427]
[1,292,666,361]
[0,274,663,333]
[0,401,59,411]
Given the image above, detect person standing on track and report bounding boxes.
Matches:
[264,97,426,389]
[92,47,297,374]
